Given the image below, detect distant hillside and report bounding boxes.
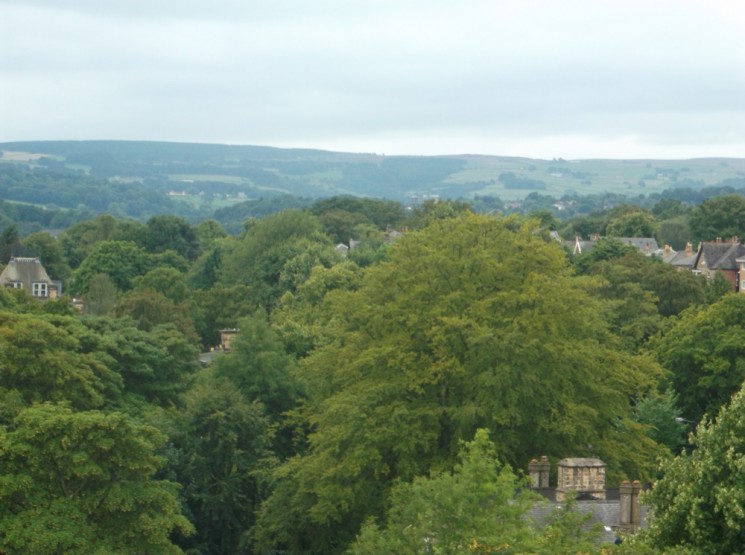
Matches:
[1,140,744,230]
[3,140,744,203]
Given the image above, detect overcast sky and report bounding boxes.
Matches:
[1,0,744,159]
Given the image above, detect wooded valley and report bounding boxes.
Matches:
[2,143,745,553]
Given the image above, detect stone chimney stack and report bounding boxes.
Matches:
[528,455,550,488]
[619,479,643,532]
[556,458,606,501]
[684,242,693,256]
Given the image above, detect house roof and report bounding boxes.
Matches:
[695,241,745,271]
[667,249,698,268]
[0,257,53,288]
[530,494,648,544]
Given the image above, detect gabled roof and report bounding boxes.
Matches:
[695,241,745,271]
[0,257,53,287]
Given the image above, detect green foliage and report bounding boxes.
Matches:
[220,210,339,307]
[310,196,407,243]
[632,389,687,452]
[114,289,198,343]
[348,429,601,555]
[704,271,732,304]
[22,231,71,281]
[606,209,658,238]
[145,215,200,261]
[0,311,119,417]
[78,316,198,407]
[689,194,745,242]
[214,311,302,455]
[652,198,688,220]
[405,199,472,229]
[190,283,256,348]
[83,273,118,315]
[656,216,690,250]
[195,218,227,248]
[255,214,664,553]
[58,214,147,269]
[272,260,365,358]
[651,293,745,423]
[169,370,273,555]
[0,404,193,554]
[643,383,745,554]
[573,237,637,274]
[71,240,152,293]
[133,266,190,302]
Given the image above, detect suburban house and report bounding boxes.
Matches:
[691,237,745,292]
[0,257,59,299]
[528,456,646,543]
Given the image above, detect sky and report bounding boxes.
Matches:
[1,0,744,159]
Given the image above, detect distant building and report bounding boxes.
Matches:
[528,456,646,543]
[0,257,59,299]
[692,237,745,292]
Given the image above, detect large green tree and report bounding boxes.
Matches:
[220,210,340,308]
[169,370,272,555]
[255,214,664,553]
[0,404,193,554]
[71,240,151,294]
[606,209,658,238]
[643,383,745,554]
[0,311,119,418]
[688,194,745,242]
[651,293,745,423]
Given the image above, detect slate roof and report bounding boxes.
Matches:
[667,248,698,269]
[530,493,648,545]
[695,241,745,271]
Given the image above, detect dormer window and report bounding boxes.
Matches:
[32,282,48,297]
[10,281,23,289]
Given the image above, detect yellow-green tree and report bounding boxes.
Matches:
[643,383,745,554]
[255,214,664,554]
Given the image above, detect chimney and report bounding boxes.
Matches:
[732,236,739,244]
[556,458,606,501]
[663,244,672,256]
[684,242,693,256]
[619,479,643,532]
[529,456,550,488]
[716,237,722,243]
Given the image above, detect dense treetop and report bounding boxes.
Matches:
[2,179,745,553]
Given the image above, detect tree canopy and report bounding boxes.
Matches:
[643,382,745,554]
[0,404,192,554]
[255,214,664,553]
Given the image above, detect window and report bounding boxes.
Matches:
[32,282,48,297]
[11,281,23,289]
